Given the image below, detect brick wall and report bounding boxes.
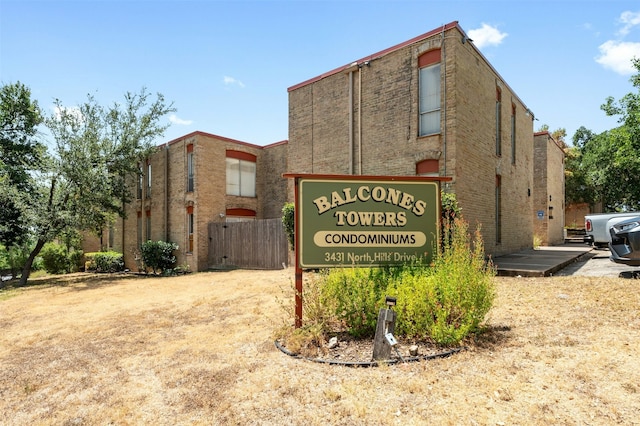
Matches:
[287,25,536,257]
[533,132,565,245]
[257,141,289,218]
[108,132,288,272]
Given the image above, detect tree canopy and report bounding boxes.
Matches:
[0,83,175,285]
[567,59,640,212]
[0,82,44,247]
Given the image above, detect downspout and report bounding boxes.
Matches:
[348,69,354,175]
[441,25,447,178]
[121,183,125,254]
[164,145,169,241]
[358,64,363,175]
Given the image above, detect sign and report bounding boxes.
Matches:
[537,210,545,220]
[297,177,440,268]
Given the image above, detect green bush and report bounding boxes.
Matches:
[320,267,385,338]
[426,219,495,344]
[0,245,9,271]
[281,202,295,249]
[41,242,82,274]
[85,251,124,273]
[316,218,495,346]
[140,240,178,275]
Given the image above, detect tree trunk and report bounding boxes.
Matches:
[18,238,47,286]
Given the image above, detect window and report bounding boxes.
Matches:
[187,206,194,253]
[495,175,502,244]
[136,163,143,199]
[136,211,142,248]
[108,225,114,249]
[418,50,441,136]
[187,144,194,192]
[146,161,152,198]
[145,210,151,242]
[496,87,502,156]
[510,103,516,164]
[226,150,256,197]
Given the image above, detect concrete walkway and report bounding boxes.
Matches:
[493,243,593,277]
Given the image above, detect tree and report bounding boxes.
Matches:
[580,127,639,211]
[0,82,44,247]
[601,58,640,149]
[564,126,597,207]
[563,59,640,212]
[575,58,640,212]
[537,124,568,149]
[17,88,175,285]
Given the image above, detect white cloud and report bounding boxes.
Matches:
[596,40,640,75]
[52,104,83,122]
[617,10,640,36]
[223,75,245,88]
[467,23,508,49]
[168,114,193,126]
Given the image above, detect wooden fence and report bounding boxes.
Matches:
[208,218,289,270]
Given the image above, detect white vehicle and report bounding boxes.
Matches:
[584,212,640,248]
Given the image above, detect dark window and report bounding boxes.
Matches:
[495,175,502,244]
[187,144,194,192]
[187,206,194,253]
[510,103,516,164]
[146,161,152,198]
[136,163,143,199]
[496,87,502,156]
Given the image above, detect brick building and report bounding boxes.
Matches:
[533,131,566,245]
[101,131,288,272]
[287,21,538,257]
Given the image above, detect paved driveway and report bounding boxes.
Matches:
[556,247,640,278]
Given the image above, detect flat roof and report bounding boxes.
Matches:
[160,130,287,150]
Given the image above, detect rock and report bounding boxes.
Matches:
[409,345,419,356]
[327,336,339,349]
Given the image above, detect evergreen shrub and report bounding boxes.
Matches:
[140,240,178,275]
[41,242,82,274]
[85,251,124,273]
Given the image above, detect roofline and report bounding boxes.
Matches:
[534,131,565,152]
[286,20,534,118]
[263,139,288,148]
[287,21,460,92]
[159,130,286,150]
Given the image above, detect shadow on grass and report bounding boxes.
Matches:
[0,272,155,292]
[467,324,513,350]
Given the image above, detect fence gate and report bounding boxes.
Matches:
[208,218,289,270]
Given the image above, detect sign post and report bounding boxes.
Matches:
[284,174,446,328]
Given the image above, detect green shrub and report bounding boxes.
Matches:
[41,242,82,274]
[315,218,495,346]
[281,202,295,249]
[85,251,124,273]
[141,240,178,275]
[425,219,495,344]
[387,267,435,339]
[320,267,393,338]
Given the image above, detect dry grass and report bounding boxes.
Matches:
[1,270,639,425]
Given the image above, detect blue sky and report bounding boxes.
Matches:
[1,0,639,147]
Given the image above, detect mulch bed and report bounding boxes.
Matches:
[276,333,463,366]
